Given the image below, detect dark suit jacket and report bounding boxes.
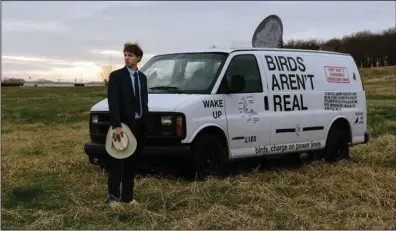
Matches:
[107,66,149,131]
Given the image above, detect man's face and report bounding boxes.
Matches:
[124,52,140,67]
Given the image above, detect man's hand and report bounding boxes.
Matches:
[112,127,124,142]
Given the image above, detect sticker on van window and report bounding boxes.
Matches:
[324,66,350,83]
[324,92,358,111]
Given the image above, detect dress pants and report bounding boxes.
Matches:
[107,120,145,202]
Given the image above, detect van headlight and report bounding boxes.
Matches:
[91,114,99,124]
[157,114,185,138]
[160,116,172,126]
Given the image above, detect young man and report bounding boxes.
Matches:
[105,42,149,207]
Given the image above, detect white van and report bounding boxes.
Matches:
[84,48,369,178]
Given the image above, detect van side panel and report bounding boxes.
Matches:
[259,51,367,155]
[178,95,228,144]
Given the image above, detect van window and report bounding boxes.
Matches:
[144,60,175,86]
[139,52,228,94]
[185,61,206,79]
[221,54,263,93]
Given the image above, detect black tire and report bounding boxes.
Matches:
[307,151,323,161]
[191,134,227,180]
[324,125,350,163]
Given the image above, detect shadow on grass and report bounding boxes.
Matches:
[129,153,318,182]
[2,174,72,211]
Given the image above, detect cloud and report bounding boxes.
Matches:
[2,1,395,82]
[2,55,97,67]
[93,49,156,64]
[2,55,103,82]
[2,20,67,32]
[95,50,123,56]
[2,51,157,82]
[4,70,57,77]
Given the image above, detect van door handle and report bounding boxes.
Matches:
[264,96,269,111]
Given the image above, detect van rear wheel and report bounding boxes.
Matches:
[324,125,350,163]
[191,134,227,180]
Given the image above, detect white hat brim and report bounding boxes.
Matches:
[105,123,137,159]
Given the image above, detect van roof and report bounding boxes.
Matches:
[156,47,351,57]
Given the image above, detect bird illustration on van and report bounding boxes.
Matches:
[239,96,259,123]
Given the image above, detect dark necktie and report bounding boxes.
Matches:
[133,72,141,116]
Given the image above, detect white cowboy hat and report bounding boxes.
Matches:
[105,123,137,159]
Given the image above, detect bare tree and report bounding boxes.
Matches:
[98,65,117,82]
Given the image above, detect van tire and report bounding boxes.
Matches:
[324,125,350,163]
[191,134,227,180]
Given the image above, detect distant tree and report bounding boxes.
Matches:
[98,65,117,82]
[322,38,342,52]
[283,26,395,67]
[383,27,396,66]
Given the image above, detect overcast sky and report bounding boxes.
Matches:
[2,1,395,82]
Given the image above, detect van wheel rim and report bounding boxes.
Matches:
[200,147,218,175]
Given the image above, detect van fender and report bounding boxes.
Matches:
[326,115,352,144]
[186,123,229,144]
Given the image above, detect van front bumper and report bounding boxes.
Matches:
[83,141,192,165]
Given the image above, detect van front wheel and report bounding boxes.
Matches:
[191,134,227,180]
[324,125,350,163]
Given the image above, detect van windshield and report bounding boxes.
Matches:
[139,52,228,94]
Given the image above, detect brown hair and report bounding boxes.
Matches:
[123,42,143,61]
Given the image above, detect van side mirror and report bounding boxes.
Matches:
[226,74,245,94]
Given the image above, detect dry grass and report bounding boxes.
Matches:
[1,66,396,229]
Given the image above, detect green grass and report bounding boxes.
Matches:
[362,66,396,138]
[1,66,396,229]
[1,87,106,124]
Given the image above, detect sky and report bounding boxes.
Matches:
[2,1,395,82]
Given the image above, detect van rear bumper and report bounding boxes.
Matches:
[83,141,192,165]
[352,132,370,145]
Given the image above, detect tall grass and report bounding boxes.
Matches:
[1,67,395,229]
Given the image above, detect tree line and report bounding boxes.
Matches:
[283,27,396,68]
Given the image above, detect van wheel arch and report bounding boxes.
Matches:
[324,117,352,162]
[189,126,229,179]
[192,126,230,155]
[327,117,352,144]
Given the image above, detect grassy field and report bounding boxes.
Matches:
[1,66,395,229]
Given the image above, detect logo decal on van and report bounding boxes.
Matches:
[324,66,350,83]
[238,96,260,123]
[354,112,364,125]
[264,55,315,112]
